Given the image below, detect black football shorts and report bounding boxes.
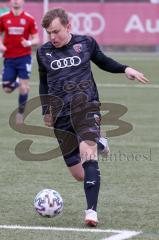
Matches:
[53,109,101,167]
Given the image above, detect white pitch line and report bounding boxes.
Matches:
[97,83,159,89]
[0,225,141,240]
[0,225,120,233]
[0,81,158,89]
[102,230,141,240]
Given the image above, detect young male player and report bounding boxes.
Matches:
[37,8,149,226]
[0,0,39,124]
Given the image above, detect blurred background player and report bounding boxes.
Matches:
[0,3,9,16]
[0,0,39,124]
[37,8,148,227]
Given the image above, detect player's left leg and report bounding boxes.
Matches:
[71,109,101,227]
[68,139,99,227]
[16,55,32,124]
[80,140,99,227]
[54,113,100,226]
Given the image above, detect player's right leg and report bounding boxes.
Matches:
[54,115,84,181]
[93,114,110,157]
[2,58,18,93]
[16,78,29,124]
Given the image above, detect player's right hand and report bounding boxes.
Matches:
[0,43,7,52]
[44,114,54,127]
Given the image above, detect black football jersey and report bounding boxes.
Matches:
[37,34,127,116]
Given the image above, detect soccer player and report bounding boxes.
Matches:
[0,0,39,124]
[0,3,9,16]
[37,8,149,227]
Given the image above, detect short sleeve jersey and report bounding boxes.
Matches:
[0,11,38,58]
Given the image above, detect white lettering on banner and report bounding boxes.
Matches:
[68,12,105,35]
[125,15,145,33]
[146,19,159,33]
[125,14,159,33]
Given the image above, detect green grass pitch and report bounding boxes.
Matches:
[0,52,159,240]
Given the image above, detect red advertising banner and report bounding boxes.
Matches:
[3,2,159,45]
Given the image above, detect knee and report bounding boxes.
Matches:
[3,87,13,93]
[2,82,14,93]
[70,168,84,181]
[80,140,98,161]
[19,83,29,94]
[68,162,84,181]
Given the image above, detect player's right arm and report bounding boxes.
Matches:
[0,38,6,52]
[37,49,53,127]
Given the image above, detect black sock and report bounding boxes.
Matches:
[82,160,100,211]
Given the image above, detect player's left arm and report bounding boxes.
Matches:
[90,37,128,73]
[21,16,40,47]
[90,37,149,83]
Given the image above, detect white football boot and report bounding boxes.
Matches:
[98,137,110,158]
[85,209,98,227]
[16,112,24,125]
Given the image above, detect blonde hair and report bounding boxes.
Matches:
[41,8,69,28]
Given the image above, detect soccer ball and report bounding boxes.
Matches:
[34,189,63,217]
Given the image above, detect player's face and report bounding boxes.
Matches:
[10,0,24,9]
[46,17,71,48]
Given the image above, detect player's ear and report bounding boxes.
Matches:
[66,22,71,32]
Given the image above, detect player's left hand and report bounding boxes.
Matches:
[125,67,149,84]
[21,38,32,47]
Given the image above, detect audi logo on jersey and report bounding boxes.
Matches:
[50,56,81,70]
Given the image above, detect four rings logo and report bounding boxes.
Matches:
[68,12,105,35]
[50,56,81,70]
